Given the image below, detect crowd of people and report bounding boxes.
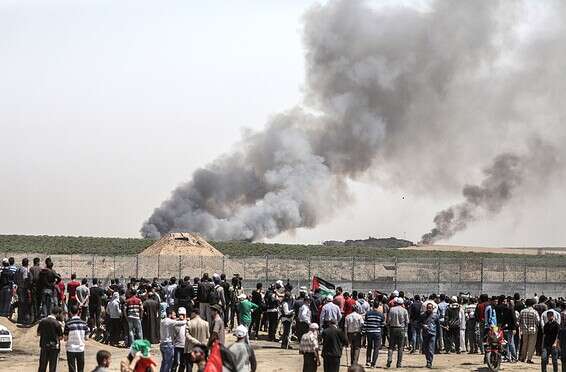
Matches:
[1,256,566,372]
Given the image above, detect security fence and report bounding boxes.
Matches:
[2,252,566,297]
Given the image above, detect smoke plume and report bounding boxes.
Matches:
[421,140,559,244]
[142,0,566,241]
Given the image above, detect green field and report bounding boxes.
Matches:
[0,234,534,259]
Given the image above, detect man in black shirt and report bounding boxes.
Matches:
[38,258,57,318]
[542,311,559,372]
[321,319,347,372]
[89,278,105,332]
[37,306,63,372]
[250,283,263,340]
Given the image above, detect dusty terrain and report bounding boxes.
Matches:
[0,317,548,372]
[403,244,566,256]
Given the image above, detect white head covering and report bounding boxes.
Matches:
[234,325,248,338]
[178,307,187,315]
[451,296,458,302]
[396,297,404,305]
[309,323,319,330]
[238,293,247,301]
[392,290,399,297]
[326,295,334,302]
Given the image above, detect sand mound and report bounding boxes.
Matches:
[139,232,223,256]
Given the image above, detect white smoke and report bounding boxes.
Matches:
[142,0,566,241]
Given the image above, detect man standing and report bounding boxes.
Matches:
[364,300,385,368]
[105,292,122,346]
[345,305,364,366]
[76,278,90,322]
[250,283,264,340]
[319,296,342,329]
[208,304,225,346]
[67,273,81,308]
[238,293,259,329]
[386,297,409,368]
[444,297,461,353]
[300,323,320,372]
[125,289,144,345]
[321,319,347,372]
[15,258,31,324]
[38,258,57,319]
[37,306,63,372]
[29,257,42,321]
[171,307,187,372]
[422,303,439,369]
[519,298,540,363]
[64,304,90,372]
[229,325,257,372]
[197,274,213,325]
[89,278,105,333]
[142,290,161,344]
[541,310,559,372]
[297,297,313,342]
[408,295,422,353]
[185,308,210,371]
[159,308,185,372]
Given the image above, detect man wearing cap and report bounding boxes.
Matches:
[208,304,225,346]
[171,307,187,372]
[386,297,409,368]
[299,323,320,372]
[229,325,257,372]
[238,293,258,329]
[320,295,342,330]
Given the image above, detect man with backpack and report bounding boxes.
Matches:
[197,274,215,325]
[212,274,226,324]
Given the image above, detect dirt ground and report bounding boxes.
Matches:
[0,317,550,372]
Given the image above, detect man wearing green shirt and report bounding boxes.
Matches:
[238,294,259,328]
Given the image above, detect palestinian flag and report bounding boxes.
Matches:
[204,341,222,372]
[311,275,336,297]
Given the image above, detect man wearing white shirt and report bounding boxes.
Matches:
[297,297,312,341]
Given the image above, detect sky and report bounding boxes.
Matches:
[1,0,565,247]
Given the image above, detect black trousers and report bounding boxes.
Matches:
[67,351,85,372]
[323,355,340,372]
[303,352,318,372]
[38,348,59,372]
[267,311,278,341]
[281,320,292,348]
[109,318,122,344]
[251,310,262,337]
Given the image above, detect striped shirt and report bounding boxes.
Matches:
[364,310,385,334]
[126,296,142,319]
[299,331,319,354]
[64,316,89,353]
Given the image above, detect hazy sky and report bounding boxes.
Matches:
[2,0,565,246]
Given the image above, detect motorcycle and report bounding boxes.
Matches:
[484,326,506,372]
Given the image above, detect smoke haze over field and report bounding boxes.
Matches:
[142,0,566,241]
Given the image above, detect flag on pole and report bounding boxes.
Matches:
[311,275,336,297]
[204,341,223,372]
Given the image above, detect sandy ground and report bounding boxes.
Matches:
[0,317,550,372]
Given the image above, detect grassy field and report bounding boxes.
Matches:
[0,234,537,259]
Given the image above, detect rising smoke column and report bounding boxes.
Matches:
[142,0,566,241]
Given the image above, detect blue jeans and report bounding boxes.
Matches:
[410,322,422,351]
[366,333,382,366]
[127,318,143,345]
[541,346,558,372]
[41,289,54,318]
[423,333,436,365]
[504,330,517,361]
[160,342,174,372]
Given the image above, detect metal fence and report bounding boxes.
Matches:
[2,252,566,297]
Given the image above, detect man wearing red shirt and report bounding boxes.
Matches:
[343,292,357,317]
[67,273,81,307]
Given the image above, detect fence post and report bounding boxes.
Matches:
[436,256,440,293]
[157,255,160,279]
[200,256,203,277]
[91,254,95,279]
[502,258,505,283]
[394,256,398,290]
[113,255,116,279]
[307,257,312,282]
[351,257,355,289]
[265,255,269,283]
[480,258,484,293]
[222,256,225,274]
[178,255,182,279]
[135,254,139,279]
[373,255,376,281]
[523,258,528,298]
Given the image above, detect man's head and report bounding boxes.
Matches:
[81,278,88,286]
[8,257,14,266]
[234,325,248,340]
[426,303,434,313]
[71,273,77,280]
[69,304,80,317]
[178,307,187,320]
[45,257,53,269]
[167,307,177,319]
[170,277,177,285]
[96,350,112,368]
[190,345,208,363]
[211,304,222,317]
[336,287,343,295]
[92,278,98,286]
[33,257,40,265]
[256,283,263,290]
[548,311,555,322]
[190,308,200,319]
[21,258,29,267]
[220,273,226,281]
[309,323,319,333]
